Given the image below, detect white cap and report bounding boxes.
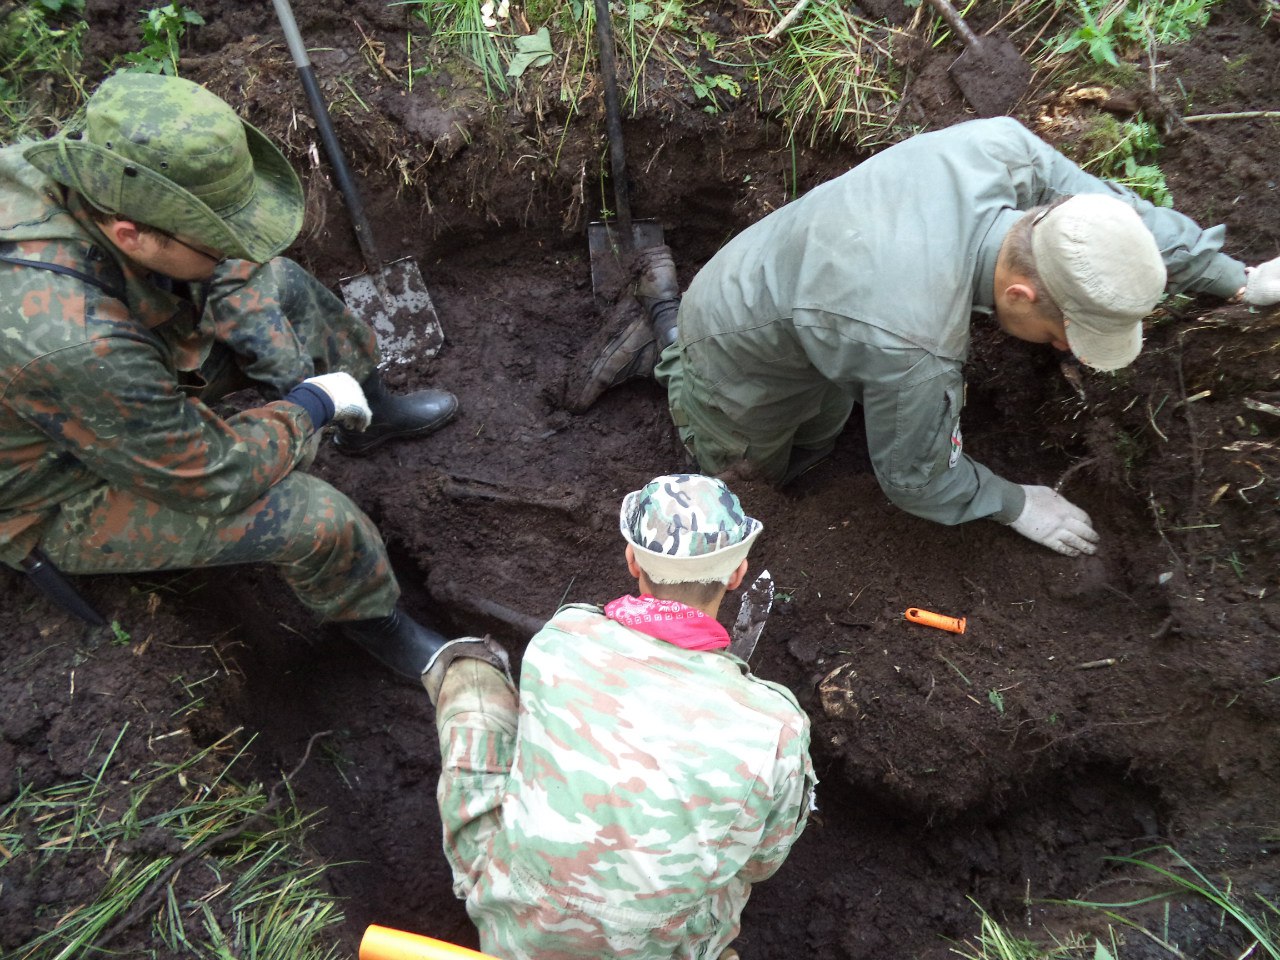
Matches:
[1032,194,1167,371]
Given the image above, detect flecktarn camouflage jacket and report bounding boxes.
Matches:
[0,145,313,565]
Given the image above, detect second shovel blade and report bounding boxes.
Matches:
[948,35,1032,117]
[587,219,665,306]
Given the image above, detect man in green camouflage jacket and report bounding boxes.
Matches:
[419,473,816,959]
[0,72,456,678]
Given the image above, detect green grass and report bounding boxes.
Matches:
[401,0,512,96]
[757,0,904,148]
[398,0,907,150]
[0,0,89,142]
[950,901,1099,959]
[1077,113,1173,206]
[391,0,1218,154]
[1049,0,1222,72]
[955,844,1280,959]
[2,728,344,960]
[1063,845,1280,960]
[120,2,205,76]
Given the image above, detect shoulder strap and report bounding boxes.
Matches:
[0,252,126,301]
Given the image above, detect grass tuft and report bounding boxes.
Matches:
[949,900,1097,959]
[3,730,344,960]
[758,0,905,148]
[1065,845,1280,960]
[0,0,88,142]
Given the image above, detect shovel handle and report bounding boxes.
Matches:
[591,0,634,252]
[270,0,384,275]
[920,0,982,49]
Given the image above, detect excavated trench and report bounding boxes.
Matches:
[3,1,1278,958]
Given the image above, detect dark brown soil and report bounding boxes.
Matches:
[4,0,1280,958]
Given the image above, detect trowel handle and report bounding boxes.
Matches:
[270,0,384,274]
[921,0,982,49]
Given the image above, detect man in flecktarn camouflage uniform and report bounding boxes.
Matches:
[418,473,816,960]
[0,72,459,678]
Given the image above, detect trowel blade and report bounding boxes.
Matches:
[729,569,775,663]
[339,257,445,365]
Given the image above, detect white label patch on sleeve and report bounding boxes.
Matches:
[949,421,963,468]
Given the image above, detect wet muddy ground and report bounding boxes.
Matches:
[3,0,1280,957]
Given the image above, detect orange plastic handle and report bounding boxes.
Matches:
[360,925,501,960]
[905,607,966,634]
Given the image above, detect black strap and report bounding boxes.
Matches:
[0,252,125,300]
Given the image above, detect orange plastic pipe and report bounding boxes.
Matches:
[904,607,966,634]
[360,925,500,960]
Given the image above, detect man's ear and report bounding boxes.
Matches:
[102,218,145,254]
[624,544,642,580]
[725,559,749,592]
[1003,281,1038,305]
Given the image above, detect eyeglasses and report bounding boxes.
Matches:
[159,230,228,269]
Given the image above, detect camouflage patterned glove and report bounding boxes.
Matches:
[303,372,371,431]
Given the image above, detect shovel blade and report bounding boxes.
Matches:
[587,219,665,306]
[339,258,445,365]
[948,35,1032,117]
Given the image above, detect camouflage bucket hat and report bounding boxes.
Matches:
[619,474,762,585]
[24,72,303,262]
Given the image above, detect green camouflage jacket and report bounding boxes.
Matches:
[0,145,314,566]
[457,603,816,959]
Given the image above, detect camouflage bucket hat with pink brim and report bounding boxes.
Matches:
[24,72,302,262]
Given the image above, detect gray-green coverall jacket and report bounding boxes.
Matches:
[657,117,1246,525]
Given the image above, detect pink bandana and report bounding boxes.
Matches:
[604,594,731,651]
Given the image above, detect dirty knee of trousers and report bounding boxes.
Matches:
[433,661,519,740]
[431,647,517,730]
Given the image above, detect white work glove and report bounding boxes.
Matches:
[1009,485,1099,557]
[1243,256,1280,306]
[303,372,371,431]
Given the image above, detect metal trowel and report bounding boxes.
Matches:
[730,570,775,662]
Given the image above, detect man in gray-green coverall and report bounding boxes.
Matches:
[575,117,1280,557]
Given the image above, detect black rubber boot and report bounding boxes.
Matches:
[340,608,449,680]
[333,371,458,456]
